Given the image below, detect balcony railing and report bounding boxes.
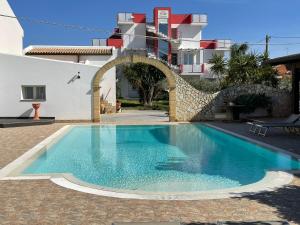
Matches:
[191,14,208,24]
[118,13,133,23]
[201,40,231,49]
[216,40,231,49]
[180,64,204,74]
[92,39,107,46]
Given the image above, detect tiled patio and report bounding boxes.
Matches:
[1,123,300,225]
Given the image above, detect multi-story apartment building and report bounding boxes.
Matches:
[94,7,231,98]
[97,7,231,76]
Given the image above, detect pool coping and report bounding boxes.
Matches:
[203,122,300,161]
[0,123,299,200]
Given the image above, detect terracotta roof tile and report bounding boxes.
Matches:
[25,47,112,55]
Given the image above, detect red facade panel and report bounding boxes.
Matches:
[132,13,146,23]
[200,40,217,49]
[107,38,123,48]
[171,14,192,24]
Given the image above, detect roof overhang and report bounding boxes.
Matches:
[24,46,113,56]
[266,53,300,66]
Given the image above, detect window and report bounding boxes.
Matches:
[21,86,46,101]
[196,51,200,65]
[158,40,169,62]
[184,53,194,65]
[159,23,168,36]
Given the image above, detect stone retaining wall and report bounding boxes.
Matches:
[175,74,292,121]
[175,74,216,121]
[214,84,292,118]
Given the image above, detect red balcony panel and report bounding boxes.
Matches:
[201,64,205,73]
[132,13,146,23]
[107,38,123,48]
[171,14,192,24]
[200,40,217,49]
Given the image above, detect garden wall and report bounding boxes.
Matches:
[174,74,292,121]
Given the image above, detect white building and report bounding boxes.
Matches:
[0,0,24,55]
[95,7,231,76]
[0,2,232,120]
[93,7,231,98]
[0,0,117,121]
[23,45,117,108]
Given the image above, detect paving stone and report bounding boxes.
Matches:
[0,123,300,225]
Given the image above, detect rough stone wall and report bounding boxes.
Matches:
[175,74,217,121]
[214,84,292,118]
[175,74,292,121]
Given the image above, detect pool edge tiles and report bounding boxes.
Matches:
[203,122,300,161]
[0,125,72,179]
[0,124,299,200]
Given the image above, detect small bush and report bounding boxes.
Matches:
[278,76,292,91]
[233,93,272,114]
[183,77,222,93]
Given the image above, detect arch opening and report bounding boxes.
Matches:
[92,55,177,122]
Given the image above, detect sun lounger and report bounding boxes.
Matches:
[247,114,300,136]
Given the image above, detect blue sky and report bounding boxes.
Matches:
[8,0,300,58]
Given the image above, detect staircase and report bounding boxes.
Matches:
[146,23,180,43]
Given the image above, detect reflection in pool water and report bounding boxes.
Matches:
[23,125,300,192]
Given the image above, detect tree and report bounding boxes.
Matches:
[123,63,166,106]
[209,54,227,84]
[209,43,278,88]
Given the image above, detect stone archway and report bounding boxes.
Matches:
[92,55,177,122]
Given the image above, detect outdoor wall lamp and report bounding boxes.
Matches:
[76,72,81,79]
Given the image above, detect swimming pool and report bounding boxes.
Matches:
[20,124,300,194]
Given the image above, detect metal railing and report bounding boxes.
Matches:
[216,40,231,49]
[180,64,203,74]
[118,13,133,23]
[92,39,107,46]
[191,14,208,24]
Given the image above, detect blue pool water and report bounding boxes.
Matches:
[23,125,300,192]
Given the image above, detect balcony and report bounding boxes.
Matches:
[200,40,231,50]
[216,40,231,49]
[118,13,134,24]
[180,64,204,74]
[107,38,123,49]
[92,39,107,46]
[191,14,208,25]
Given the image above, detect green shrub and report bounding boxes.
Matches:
[278,76,292,91]
[183,77,222,93]
[233,93,272,113]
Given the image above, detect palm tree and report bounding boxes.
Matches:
[209,43,278,87]
[209,54,227,83]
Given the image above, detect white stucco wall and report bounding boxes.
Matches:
[172,24,202,49]
[0,53,116,120]
[0,0,24,55]
[24,50,117,107]
[29,55,79,63]
[120,23,146,50]
[81,55,117,106]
